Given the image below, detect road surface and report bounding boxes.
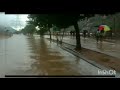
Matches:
[0,34,117,77]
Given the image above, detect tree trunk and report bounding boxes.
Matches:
[74,22,81,50]
[60,28,65,44]
[48,28,52,41]
[61,28,65,41]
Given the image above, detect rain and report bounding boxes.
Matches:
[0,13,120,78]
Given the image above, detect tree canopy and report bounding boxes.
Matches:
[21,24,36,35]
[28,14,95,29]
[27,14,95,49]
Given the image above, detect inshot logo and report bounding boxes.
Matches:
[98,70,116,75]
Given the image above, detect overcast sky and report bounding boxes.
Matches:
[0,13,29,31]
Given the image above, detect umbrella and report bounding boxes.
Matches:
[99,25,104,31]
[99,25,111,32]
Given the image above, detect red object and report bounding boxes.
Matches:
[99,26,104,31]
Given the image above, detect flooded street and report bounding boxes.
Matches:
[0,34,108,77]
[0,13,120,78]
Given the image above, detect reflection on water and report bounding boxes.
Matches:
[0,35,102,77]
[96,42,103,50]
[27,36,79,75]
[27,35,100,75]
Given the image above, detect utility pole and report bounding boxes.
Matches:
[11,15,22,31]
[16,15,21,30]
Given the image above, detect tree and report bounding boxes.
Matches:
[51,14,95,49]
[28,14,55,40]
[28,14,95,49]
[21,24,36,35]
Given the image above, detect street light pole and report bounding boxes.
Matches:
[113,15,115,39]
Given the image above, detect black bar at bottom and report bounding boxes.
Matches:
[5,75,115,77]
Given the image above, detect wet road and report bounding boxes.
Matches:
[0,34,107,77]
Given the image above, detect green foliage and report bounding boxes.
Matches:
[28,14,95,29]
[21,24,36,35]
[27,14,95,49]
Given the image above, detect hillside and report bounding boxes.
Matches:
[0,25,17,33]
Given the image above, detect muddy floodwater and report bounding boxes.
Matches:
[0,34,117,77]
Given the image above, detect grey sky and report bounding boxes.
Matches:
[0,13,28,31]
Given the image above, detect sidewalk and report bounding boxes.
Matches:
[45,35,120,75]
[62,36,120,59]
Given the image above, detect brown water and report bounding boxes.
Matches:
[0,34,107,77]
